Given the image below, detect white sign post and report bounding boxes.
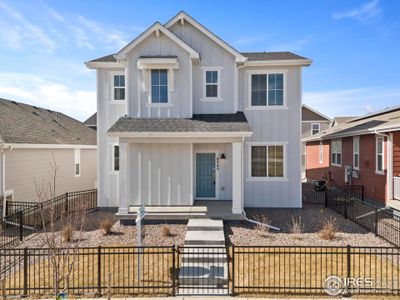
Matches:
[136,206,146,282]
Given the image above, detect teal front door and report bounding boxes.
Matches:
[196,153,216,198]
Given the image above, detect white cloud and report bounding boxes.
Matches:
[233,35,266,47]
[303,86,400,118]
[0,72,95,121]
[333,0,382,23]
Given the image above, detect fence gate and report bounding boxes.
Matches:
[176,246,230,295]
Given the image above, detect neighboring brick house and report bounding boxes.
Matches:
[304,106,400,208]
[301,105,332,179]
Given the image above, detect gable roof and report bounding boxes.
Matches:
[333,116,355,125]
[84,113,97,127]
[165,11,246,63]
[115,22,199,61]
[243,52,307,61]
[0,98,96,145]
[302,104,332,122]
[304,106,400,142]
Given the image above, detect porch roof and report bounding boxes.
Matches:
[108,112,252,137]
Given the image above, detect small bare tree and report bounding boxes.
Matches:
[34,156,88,296]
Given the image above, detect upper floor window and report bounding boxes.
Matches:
[74,149,81,177]
[251,73,284,107]
[151,69,168,104]
[331,139,342,167]
[311,123,320,135]
[201,67,222,101]
[250,144,285,179]
[113,74,125,101]
[353,137,360,170]
[376,136,384,174]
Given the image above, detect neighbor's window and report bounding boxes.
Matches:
[353,137,360,170]
[113,74,125,100]
[376,137,384,173]
[331,139,342,166]
[251,73,284,107]
[319,141,324,164]
[311,123,320,135]
[205,70,219,98]
[74,149,81,176]
[151,69,168,103]
[251,145,284,178]
[113,145,120,172]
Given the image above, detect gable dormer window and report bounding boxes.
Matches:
[248,71,286,109]
[151,69,169,104]
[201,67,222,101]
[112,73,125,101]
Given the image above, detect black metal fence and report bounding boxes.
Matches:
[302,183,400,247]
[1,245,399,297]
[0,189,97,248]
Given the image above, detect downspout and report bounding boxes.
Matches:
[1,144,12,218]
[375,131,392,204]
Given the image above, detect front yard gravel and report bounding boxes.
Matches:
[225,206,393,247]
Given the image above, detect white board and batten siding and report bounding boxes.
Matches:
[239,66,302,208]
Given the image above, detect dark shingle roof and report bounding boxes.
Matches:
[84,113,97,126]
[0,98,96,145]
[241,51,307,61]
[108,112,251,133]
[89,54,116,63]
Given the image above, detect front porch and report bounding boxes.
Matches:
[116,200,245,221]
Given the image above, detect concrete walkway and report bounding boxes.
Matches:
[178,218,228,295]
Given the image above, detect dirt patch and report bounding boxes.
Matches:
[225,206,393,247]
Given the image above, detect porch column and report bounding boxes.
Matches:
[118,142,130,214]
[232,142,243,214]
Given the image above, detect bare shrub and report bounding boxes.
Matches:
[162,225,171,237]
[61,224,74,242]
[318,217,338,240]
[100,220,113,235]
[254,215,271,237]
[288,215,304,236]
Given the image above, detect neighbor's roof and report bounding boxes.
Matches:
[242,52,307,61]
[108,112,252,134]
[0,98,96,145]
[84,113,97,127]
[333,116,355,125]
[304,106,400,142]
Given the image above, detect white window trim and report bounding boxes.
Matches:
[311,123,320,135]
[111,144,119,174]
[319,141,323,164]
[246,142,288,181]
[246,70,288,110]
[74,148,81,177]
[147,68,174,107]
[376,136,385,175]
[110,71,126,103]
[201,66,222,102]
[353,136,360,170]
[331,139,342,167]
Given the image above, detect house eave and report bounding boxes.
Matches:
[244,59,312,67]
[85,61,124,69]
[0,143,97,149]
[107,131,253,139]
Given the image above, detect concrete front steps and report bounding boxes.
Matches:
[178,218,229,295]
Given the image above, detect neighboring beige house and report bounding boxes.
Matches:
[301,104,332,179]
[0,98,97,204]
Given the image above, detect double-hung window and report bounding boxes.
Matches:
[331,139,342,166]
[376,136,384,174]
[151,69,168,104]
[250,144,285,178]
[205,70,219,98]
[74,149,81,177]
[112,74,125,101]
[251,73,284,107]
[112,145,120,172]
[311,123,320,135]
[353,137,360,170]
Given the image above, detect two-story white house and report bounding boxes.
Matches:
[85,11,312,220]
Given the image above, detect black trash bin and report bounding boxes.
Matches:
[313,180,327,192]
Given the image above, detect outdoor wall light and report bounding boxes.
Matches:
[220,153,226,160]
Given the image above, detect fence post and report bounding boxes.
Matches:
[346,245,351,285]
[23,248,28,297]
[97,246,102,297]
[65,193,69,213]
[19,210,23,241]
[324,190,328,208]
[344,195,348,219]
[172,245,176,296]
[361,186,364,201]
[231,245,235,296]
[374,207,378,236]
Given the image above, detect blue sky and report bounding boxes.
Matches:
[0,0,399,121]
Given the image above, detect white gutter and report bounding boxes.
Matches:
[1,145,12,218]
